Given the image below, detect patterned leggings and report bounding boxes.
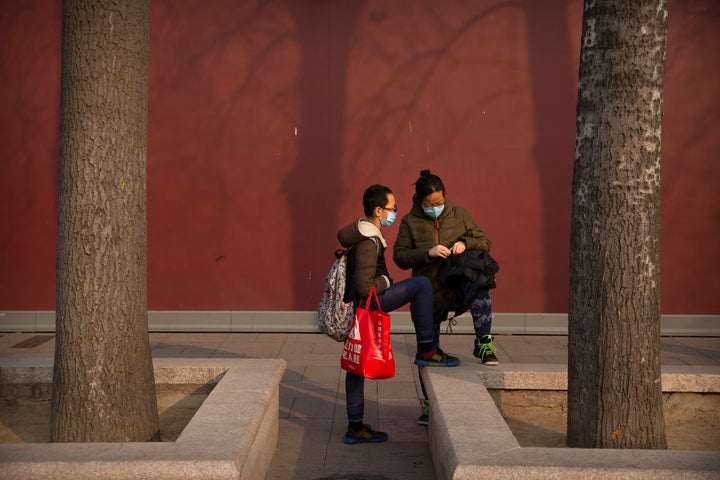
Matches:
[433,288,493,340]
[468,288,493,338]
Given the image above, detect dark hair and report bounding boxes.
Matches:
[363,184,393,216]
[413,169,445,203]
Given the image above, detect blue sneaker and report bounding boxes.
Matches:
[344,424,389,444]
[414,347,460,367]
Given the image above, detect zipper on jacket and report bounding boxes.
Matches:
[434,218,440,245]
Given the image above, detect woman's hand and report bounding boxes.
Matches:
[451,241,466,255]
[428,245,451,258]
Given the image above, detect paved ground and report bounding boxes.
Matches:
[1,331,718,480]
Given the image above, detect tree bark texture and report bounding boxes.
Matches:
[567,0,668,449]
[52,0,159,442]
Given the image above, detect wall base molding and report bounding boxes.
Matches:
[1,311,718,336]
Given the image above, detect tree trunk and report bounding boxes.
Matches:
[52,0,159,442]
[567,0,668,449]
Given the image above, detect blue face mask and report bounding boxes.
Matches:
[380,210,397,227]
[423,205,445,219]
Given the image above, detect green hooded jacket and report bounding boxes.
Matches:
[393,199,491,316]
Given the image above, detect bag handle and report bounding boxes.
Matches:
[364,285,382,311]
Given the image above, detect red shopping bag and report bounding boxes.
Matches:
[340,286,395,379]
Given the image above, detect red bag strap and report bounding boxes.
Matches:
[364,285,382,311]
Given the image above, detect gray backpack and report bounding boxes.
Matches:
[317,248,355,342]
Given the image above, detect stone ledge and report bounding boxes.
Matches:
[471,364,720,393]
[0,358,286,480]
[423,365,720,480]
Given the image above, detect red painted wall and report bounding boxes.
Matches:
[1,0,718,314]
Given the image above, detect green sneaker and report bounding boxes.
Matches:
[473,335,499,365]
[418,399,429,426]
[344,424,389,444]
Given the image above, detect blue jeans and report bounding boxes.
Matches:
[346,276,435,423]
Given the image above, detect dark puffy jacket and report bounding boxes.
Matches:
[437,250,499,317]
[393,199,491,316]
[337,219,392,304]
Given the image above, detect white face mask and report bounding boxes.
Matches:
[423,204,444,219]
[380,210,397,227]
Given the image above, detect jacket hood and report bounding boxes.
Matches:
[337,219,387,248]
[409,198,456,219]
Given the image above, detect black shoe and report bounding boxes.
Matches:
[473,335,499,365]
[414,346,461,367]
[417,399,429,426]
[344,424,389,444]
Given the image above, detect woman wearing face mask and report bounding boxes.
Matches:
[394,170,498,366]
[337,184,460,445]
